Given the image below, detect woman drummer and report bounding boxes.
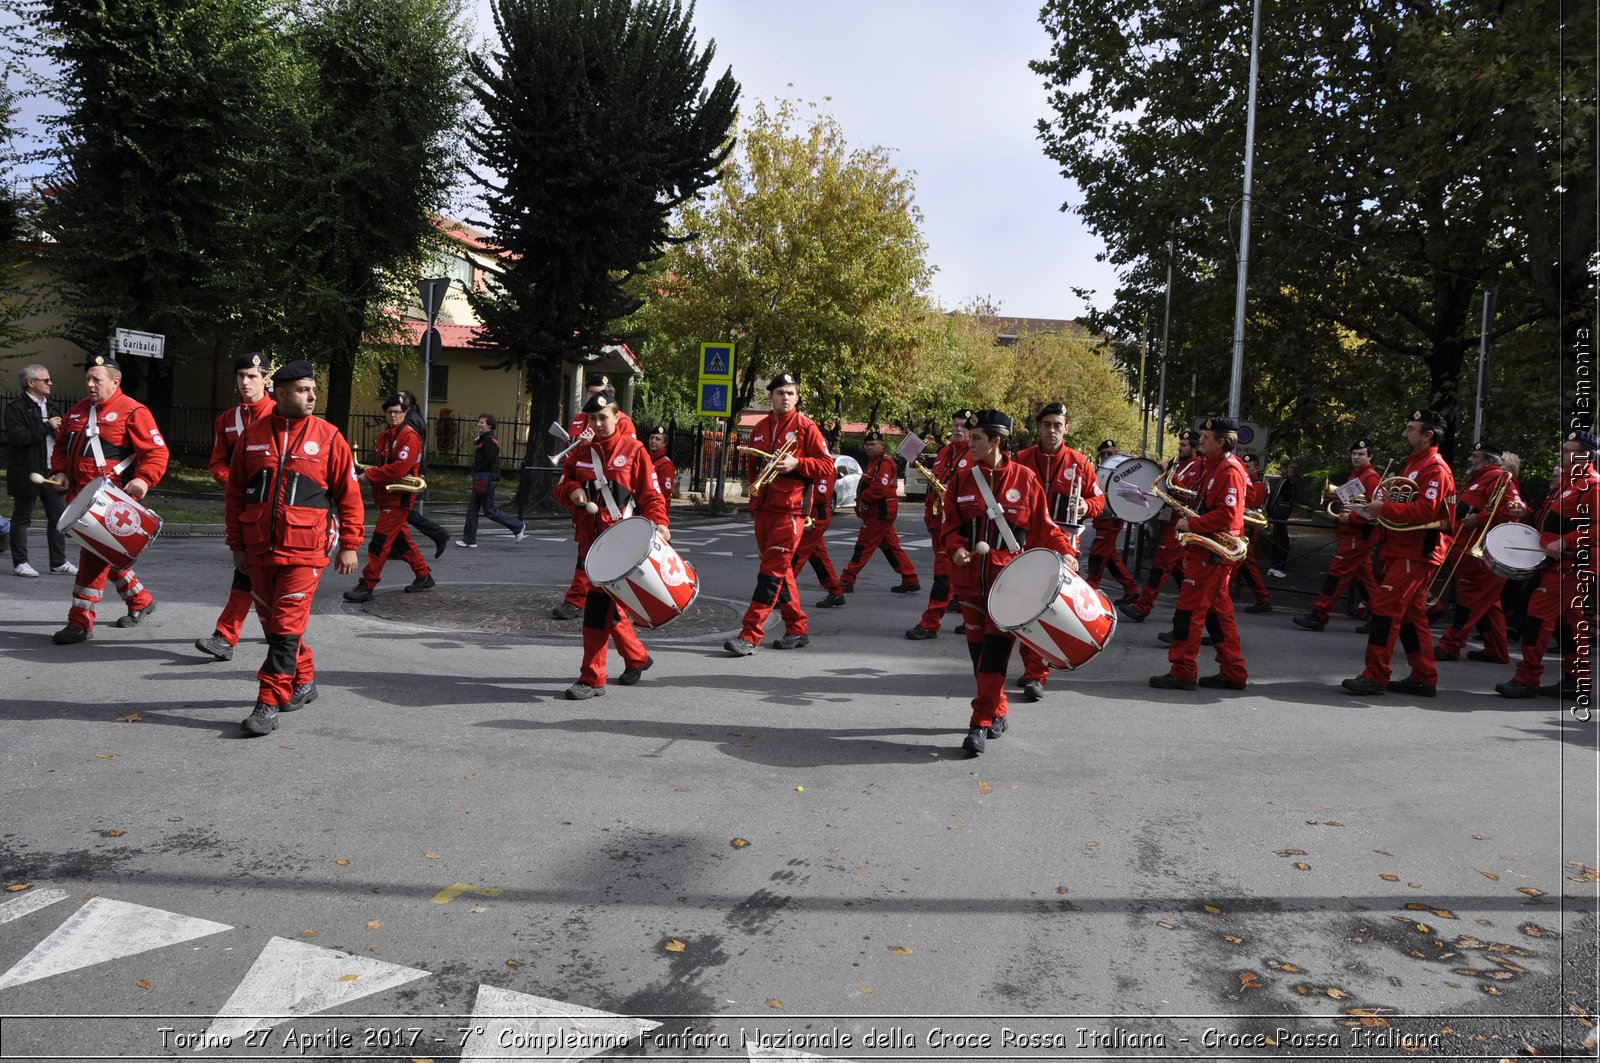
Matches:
[940,409,1075,756]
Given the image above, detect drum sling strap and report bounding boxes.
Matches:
[86,405,136,478]
[971,466,1021,553]
[589,447,633,523]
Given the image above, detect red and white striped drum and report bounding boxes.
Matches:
[57,476,163,568]
[584,517,699,629]
[987,548,1117,670]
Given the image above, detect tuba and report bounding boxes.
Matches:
[1150,469,1248,563]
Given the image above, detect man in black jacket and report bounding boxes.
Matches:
[6,364,72,577]
[1264,460,1301,577]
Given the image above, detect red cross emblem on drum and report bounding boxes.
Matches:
[107,501,142,534]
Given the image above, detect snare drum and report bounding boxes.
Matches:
[584,517,699,629]
[1482,523,1546,580]
[56,476,163,568]
[1096,455,1165,524]
[987,548,1117,671]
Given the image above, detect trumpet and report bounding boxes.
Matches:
[1426,472,1511,607]
[1151,470,1248,562]
[1368,475,1451,533]
[745,436,798,501]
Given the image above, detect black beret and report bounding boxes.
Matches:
[863,430,884,443]
[1567,429,1600,452]
[1179,430,1200,444]
[1409,408,1448,432]
[585,372,611,389]
[951,408,976,423]
[968,408,1013,437]
[234,352,268,372]
[381,392,405,410]
[272,360,315,385]
[646,425,668,439]
[1351,438,1373,452]
[86,353,120,371]
[1472,439,1504,460]
[582,391,616,415]
[1097,439,1117,452]
[767,372,798,391]
[1199,416,1238,433]
[1036,402,1068,421]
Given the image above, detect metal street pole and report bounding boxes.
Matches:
[1227,0,1264,419]
[1157,235,1175,459]
[1139,314,1150,456]
[1473,285,1499,443]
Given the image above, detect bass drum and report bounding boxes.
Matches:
[1481,522,1546,580]
[987,548,1116,671]
[1096,454,1165,524]
[584,517,699,628]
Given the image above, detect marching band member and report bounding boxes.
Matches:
[1293,439,1382,632]
[795,459,849,607]
[48,354,170,644]
[1235,454,1274,613]
[1340,408,1455,697]
[1150,416,1249,692]
[1119,430,1200,624]
[1085,439,1141,603]
[906,409,974,640]
[839,430,919,593]
[225,361,363,735]
[724,372,833,656]
[1495,431,1596,700]
[1436,440,1521,663]
[195,353,276,661]
[343,395,433,601]
[941,409,1074,755]
[557,392,666,698]
[552,373,637,620]
[1011,402,1105,701]
[647,425,676,501]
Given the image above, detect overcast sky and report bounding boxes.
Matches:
[468,0,1118,320]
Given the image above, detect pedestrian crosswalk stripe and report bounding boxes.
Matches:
[0,898,231,991]
[0,888,69,926]
[749,1047,860,1062]
[459,984,661,1063]
[206,936,430,1041]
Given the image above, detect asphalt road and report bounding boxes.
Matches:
[1,506,1595,1062]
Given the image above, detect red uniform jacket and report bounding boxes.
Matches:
[53,390,169,497]
[924,440,970,517]
[366,423,423,511]
[1184,452,1247,554]
[1377,446,1455,564]
[1457,462,1521,532]
[224,413,364,566]
[1534,464,1598,578]
[558,432,668,546]
[1013,444,1105,557]
[568,409,637,443]
[652,453,676,501]
[744,410,833,516]
[1244,475,1267,511]
[810,463,837,523]
[856,453,901,520]
[208,395,276,485]
[939,456,1073,600]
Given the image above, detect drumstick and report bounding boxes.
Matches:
[29,472,66,490]
[28,472,46,483]
[974,541,990,555]
[584,501,599,514]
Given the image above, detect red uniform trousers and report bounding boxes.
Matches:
[1308,530,1378,623]
[67,549,154,633]
[959,602,1017,727]
[1086,521,1139,598]
[841,514,916,587]
[1235,529,1271,605]
[211,569,257,646]
[247,562,319,707]
[361,504,429,588]
[1362,557,1439,686]
[738,510,809,643]
[1511,568,1588,689]
[1438,559,1509,661]
[915,505,956,631]
[563,559,593,607]
[793,516,845,595]
[579,587,648,688]
[1166,552,1247,684]
[1130,521,1184,617]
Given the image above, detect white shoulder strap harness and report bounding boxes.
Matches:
[969,464,1022,552]
[588,447,633,522]
[86,406,136,478]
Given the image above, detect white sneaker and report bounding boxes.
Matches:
[51,561,78,575]
[14,562,39,577]
[513,528,526,543]
[1267,568,1287,579]
[454,540,477,548]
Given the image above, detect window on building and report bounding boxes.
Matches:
[378,363,398,397]
[428,363,449,402]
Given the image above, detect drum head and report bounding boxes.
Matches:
[988,549,1067,629]
[1104,457,1164,523]
[56,476,109,532]
[1483,523,1544,577]
[1095,453,1132,494]
[585,517,656,583]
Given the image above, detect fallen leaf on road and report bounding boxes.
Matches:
[1482,985,1503,996]
[1086,840,1100,848]
[1203,904,1223,915]
[1157,921,1175,929]
[113,713,140,723]
[976,780,992,794]
[95,753,120,759]
[1381,874,1400,882]
[1056,886,1068,894]
[136,979,150,990]
[1409,882,1422,888]
[1276,848,1307,857]
[1374,849,1393,856]
[1325,821,1344,827]
[4,884,29,892]
[365,920,382,930]
[336,974,360,983]
[1223,934,1243,944]
[468,906,487,913]
[887,946,913,955]
[673,787,689,793]
[766,998,783,1009]
[423,852,440,860]
[1294,862,1311,871]
[1472,834,1489,840]
[1456,935,1485,948]
[730,838,750,848]
[335,859,350,866]
[857,986,873,993]
[1479,870,1499,880]
[1266,959,1303,973]
[663,939,686,953]
[1516,886,1544,897]
[102,830,124,837]
[1237,970,1262,991]
[301,929,318,938]
[1520,924,1554,938]
[505,959,520,967]
[794,786,804,792]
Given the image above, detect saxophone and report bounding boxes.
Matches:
[1150,469,1248,563]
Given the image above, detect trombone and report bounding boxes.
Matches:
[1426,472,1512,607]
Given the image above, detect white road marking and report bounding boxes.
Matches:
[749,1047,861,1062]
[0,897,232,991]
[459,984,661,1063]
[0,888,69,926]
[205,936,430,1041]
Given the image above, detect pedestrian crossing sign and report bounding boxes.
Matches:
[699,342,734,380]
[698,382,732,417]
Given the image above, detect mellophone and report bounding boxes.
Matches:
[353,462,427,493]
